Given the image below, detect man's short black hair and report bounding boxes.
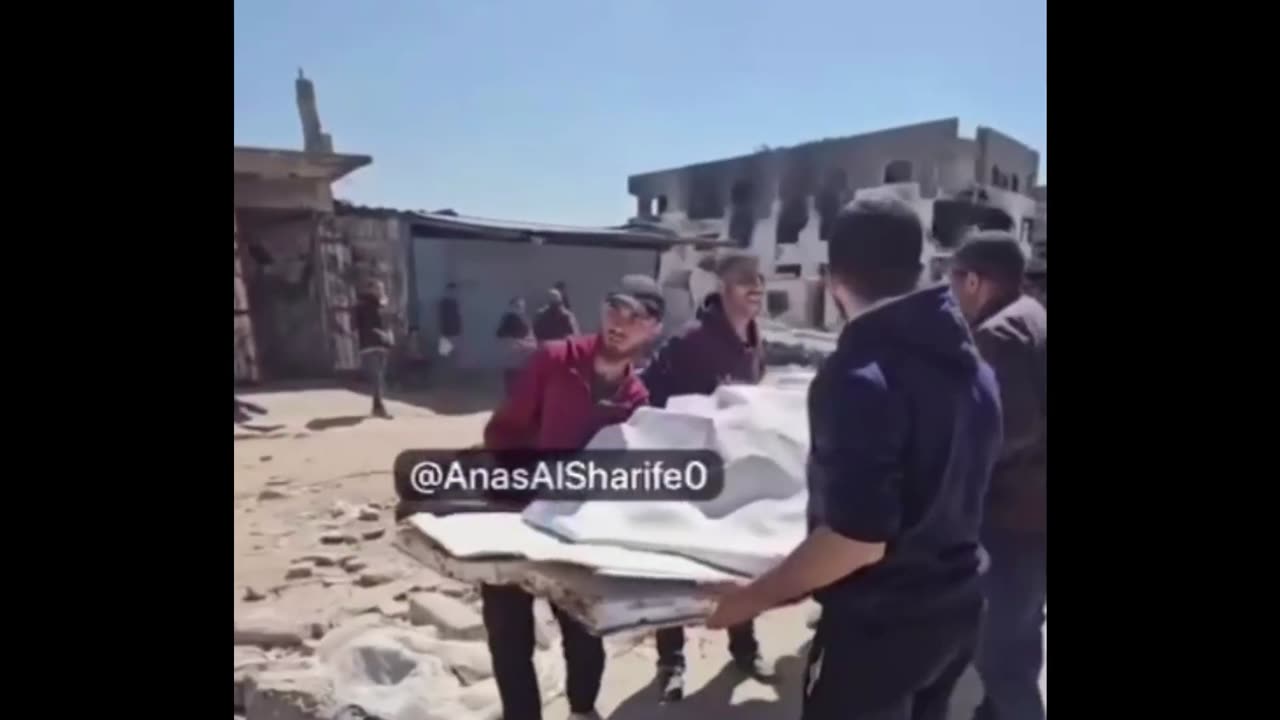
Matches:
[827,196,923,300]
[952,231,1026,293]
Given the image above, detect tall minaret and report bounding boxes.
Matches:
[295,69,334,153]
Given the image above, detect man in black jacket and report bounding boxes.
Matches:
[641,251,771,702]
[438,282,463,367]
[707,197,1003,720]
[533,288,579,343]
[950,232,1047,720]
[495,297,535,395]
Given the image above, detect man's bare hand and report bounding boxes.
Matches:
[705,583,767,629]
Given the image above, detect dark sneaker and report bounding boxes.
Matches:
[733,653,777,682]
[657,666,685,703]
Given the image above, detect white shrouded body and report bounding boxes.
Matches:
[521,373,814,576]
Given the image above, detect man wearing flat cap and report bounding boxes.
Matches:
[480,274,666,720]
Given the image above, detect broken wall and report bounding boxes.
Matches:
[333,212,412,347]
[237,214,332,379]
[234,212,260,383]
[976,127,1040,194]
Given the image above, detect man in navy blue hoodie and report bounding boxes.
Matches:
[708,196,1003,720]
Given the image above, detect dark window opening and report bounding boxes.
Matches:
[991,165,1007,188]
[775,264,802,277]
[816,168,849,241]
[775,197,808,245]
[766,289,791,317]
[1011,175,1020,193]
[687,180,725,220]
[728,211,754,248]
[730,179,756,206]
[884,160,914,184]
[728,179,757,247]
[656,195,669,215]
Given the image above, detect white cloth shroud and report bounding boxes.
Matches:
[521,370,814,578]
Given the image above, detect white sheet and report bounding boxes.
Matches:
[521,374,814,576]
[395,522,727,634]
[405,512,741,582]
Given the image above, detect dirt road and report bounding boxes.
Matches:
[234,384,1040,719]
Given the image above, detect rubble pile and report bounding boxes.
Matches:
[235,498,565,720]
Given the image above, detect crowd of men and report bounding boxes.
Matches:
[389,195,1046,720]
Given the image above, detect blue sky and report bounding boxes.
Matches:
[234,0,1045,226]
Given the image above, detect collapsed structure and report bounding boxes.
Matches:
[629,119,1046,329]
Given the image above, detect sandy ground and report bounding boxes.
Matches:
[234,381,1044,719]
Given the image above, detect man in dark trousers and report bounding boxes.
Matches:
[707,197,1003,720]
[641,251,772,702]
[353,279,393,419]
[949,232,1047,720]
[554,280,572,311]
[438,282,463,364]
[481,275,665,720]
[533,287,579,343]
[495,296,535,395]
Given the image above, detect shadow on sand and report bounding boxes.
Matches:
[305,415,371,431]
[239,371,504,418]
[607,641,985,720]
[609,644,810,720]
[381,370,505,416]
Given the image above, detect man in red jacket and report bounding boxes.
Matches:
[481,274,665,720]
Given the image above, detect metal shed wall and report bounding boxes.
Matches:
[412,236,660,370]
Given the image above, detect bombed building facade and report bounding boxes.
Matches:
[631,118,1041,276]
[629,118,1043,327]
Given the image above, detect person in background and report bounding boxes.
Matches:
[495,296,535,395]
[949,233,1047,720]
[641,251,772,702]
[554,280,572,311]
[481,275,665,720]
[353,279,393,419]
[533,287,579,343]
[706,197,1003,720]
[438,282,463,364]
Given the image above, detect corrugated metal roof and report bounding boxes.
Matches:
[335,201,730,249]
[406,210,670,237]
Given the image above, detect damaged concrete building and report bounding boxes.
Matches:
[630,118,1040,272]
[234,71,374,383]
[628,118,1043,327]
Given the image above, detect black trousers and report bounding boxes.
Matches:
[360,348,388,410]
[802,598,984,720]
[481,584,604,720]
[655,622,758,670]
